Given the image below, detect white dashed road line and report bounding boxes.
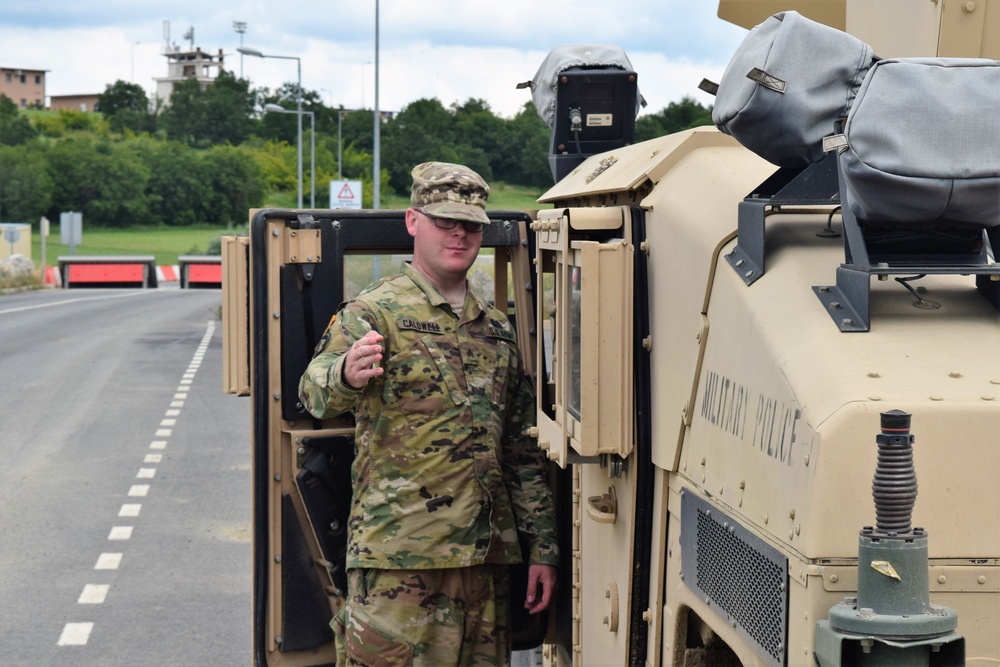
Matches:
[78,585,110,605]
[58,320,216,647]
[94,553,122,570]
[57,623,94,646]
[118,504,142,517]
[108,526,133,541]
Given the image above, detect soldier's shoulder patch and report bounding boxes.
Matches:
[313,328,332,356]
[396,318,443,334]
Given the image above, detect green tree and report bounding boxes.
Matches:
[498,102,551,188]
[382,98,458,193]
[98,80,153,134]
[134,139,211,226]
[57,110,100,132]
[161,70,257,146]
[0,142,53,221]
[0,94,37,146]
[339,108,374,153]
[244,137,297,193]
[203,144,266,226]
[46,137,150,227]
[635,97,714,142]
[452,98,506,183]
[257,84,324,144]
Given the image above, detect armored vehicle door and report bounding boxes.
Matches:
[222,208,545,666]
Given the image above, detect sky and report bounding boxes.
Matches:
[0,1,751,119]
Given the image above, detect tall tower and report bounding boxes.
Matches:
[154,25,225,106]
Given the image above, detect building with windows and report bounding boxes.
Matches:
[155,47,224,104]
[0,67,47,108]
[49,94,102,112]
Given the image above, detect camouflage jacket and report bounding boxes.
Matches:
[299,263,559,571]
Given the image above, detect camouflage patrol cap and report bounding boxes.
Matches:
[410,161,491,225]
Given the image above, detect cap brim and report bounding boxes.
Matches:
[422,201,491,225]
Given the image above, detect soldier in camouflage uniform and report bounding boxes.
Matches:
[299,162,559,667]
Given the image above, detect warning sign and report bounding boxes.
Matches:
[330,180,363,209]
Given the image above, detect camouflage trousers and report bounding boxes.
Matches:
[333,565,511,667]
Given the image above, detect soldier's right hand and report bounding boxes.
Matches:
[342,331,385,389]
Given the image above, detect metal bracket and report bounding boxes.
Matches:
[726,153,840,285]
[813,162,1000,332]
[286,214,322,281]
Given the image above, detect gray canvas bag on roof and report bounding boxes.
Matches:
[828,58,1000,228]
[712,11,877,167]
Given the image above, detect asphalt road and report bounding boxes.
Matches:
[0,286,252,666]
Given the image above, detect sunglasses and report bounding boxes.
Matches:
[417,208,485,234]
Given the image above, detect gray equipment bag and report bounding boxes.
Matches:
[827,58,1000,228]
[712,11,877,167]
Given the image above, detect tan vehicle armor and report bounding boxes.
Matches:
[224,1,999,665]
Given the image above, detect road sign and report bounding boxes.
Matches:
[0,223,30,261]
[330,180,362,209]
[60,211,83,254]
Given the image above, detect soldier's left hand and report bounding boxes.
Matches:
[524,564,558,614]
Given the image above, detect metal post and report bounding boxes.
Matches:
[309,110,315,208]
[233,22,247,78]
[296,58,303,208]
[373,0,380,209]
[40,217,47,281]
[338,110,343,181]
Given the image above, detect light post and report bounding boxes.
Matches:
[373,1,380,208]
[233,22,247,78]
[338,109,344,180]
[265,104,315,208]
[239,46,303,207]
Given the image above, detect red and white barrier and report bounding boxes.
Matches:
[57,255,158,288]
[44,265,62,286]
[156,265,180,282]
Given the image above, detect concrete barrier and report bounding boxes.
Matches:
[58,255,159,289]
[178,255,222,289]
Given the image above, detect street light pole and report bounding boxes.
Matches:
[233,22,247,78]
[296,58,303,208]
[239,46,303,207]
[264,104,314,207]
[373,0,380,209]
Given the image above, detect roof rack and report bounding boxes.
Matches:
[726,153,1000,332]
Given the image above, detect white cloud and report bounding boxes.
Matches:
[0,1,748,116]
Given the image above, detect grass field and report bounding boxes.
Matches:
[23,183,545,268]
[30,226,237,268]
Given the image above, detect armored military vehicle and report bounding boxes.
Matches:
[223,0,999,664]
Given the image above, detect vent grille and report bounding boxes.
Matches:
[681,491,788,667]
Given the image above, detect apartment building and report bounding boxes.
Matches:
[0,67,47,108]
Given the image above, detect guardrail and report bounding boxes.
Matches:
[57,255,159,289]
